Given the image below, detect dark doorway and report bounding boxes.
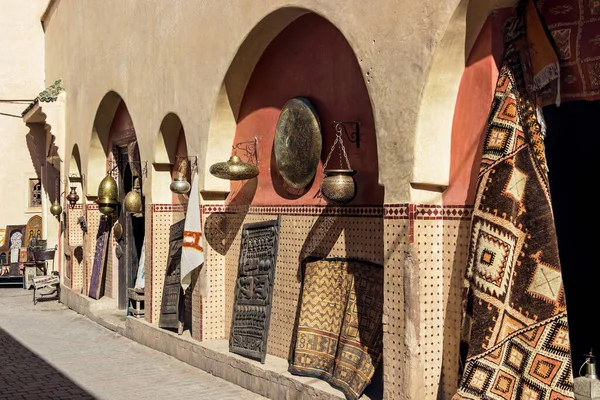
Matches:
[543,100,600,371]
[116,146,145,310]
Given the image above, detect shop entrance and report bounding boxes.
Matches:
[116,145,145,310]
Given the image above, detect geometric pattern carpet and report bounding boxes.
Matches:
[289,257,384,400]
[453,11,575,400]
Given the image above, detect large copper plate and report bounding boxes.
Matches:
[274,97,322,189]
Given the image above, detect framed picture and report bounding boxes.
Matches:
[27,177,42,212]
[19,248,28,263]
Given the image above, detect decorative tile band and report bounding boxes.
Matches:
[86,204,98,210]
[200,204,473,220]
[69,204,84,210]
[202,204,385,217]
[152,204,186,213]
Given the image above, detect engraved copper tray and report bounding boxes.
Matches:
[274,97,322,189]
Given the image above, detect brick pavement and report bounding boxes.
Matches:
[0,288,267,400]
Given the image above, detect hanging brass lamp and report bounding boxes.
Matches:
[170,158,191,194]
[96,173,119,215]
[209,137,259,181]
[124,177,143,214]
[50,200,62,216]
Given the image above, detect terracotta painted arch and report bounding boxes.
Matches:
[207,11,384,206]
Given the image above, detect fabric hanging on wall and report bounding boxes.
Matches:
[534,0,600,103]
[180,170,204,290]
[526,0,560,107]
[453,7,575,400]
[289,258,384,400]
[134,238,145,290]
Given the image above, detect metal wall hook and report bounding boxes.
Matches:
[233,136,259,166]
[333,121,360,148]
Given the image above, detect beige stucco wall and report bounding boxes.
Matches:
[0,0,47,228]
[43,0,470,205]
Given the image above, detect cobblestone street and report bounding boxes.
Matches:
[0,288,266,400]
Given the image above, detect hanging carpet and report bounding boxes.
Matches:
[289,257,383,400]
[453,5,575,400]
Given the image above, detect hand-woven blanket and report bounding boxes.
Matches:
[289,258,383,400]
[453,11,575,400]
[534,0,600,103]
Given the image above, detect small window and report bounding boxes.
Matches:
[29,178,42,209]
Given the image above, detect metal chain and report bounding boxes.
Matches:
[323,125,352,170]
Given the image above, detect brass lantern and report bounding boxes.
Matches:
[209,137,259,181]
[124,177,143,214]
[209,155,259,181]
[96,173,119,215]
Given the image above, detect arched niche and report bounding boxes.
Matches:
[87,91,123,197]
[411,0,519,204]
[68,143,83,205]
[203,7,311,193]
[231,13,383,206]
[153,112,188,204]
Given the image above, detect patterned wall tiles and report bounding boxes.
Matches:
[414,215,446,399]
[439,214,471,399]
[69,246,84,291]
[382,205,410,400]
[143,203,152,323]
[67,205,84,247]
[150,204,185,324]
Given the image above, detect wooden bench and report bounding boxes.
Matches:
[32,273,60,305]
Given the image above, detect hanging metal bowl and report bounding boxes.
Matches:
[320,169,357,204]
[209,155,259,181]
[170,176,191,194]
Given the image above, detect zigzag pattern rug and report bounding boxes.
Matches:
[453,12,575,400]
[289,258,383,400]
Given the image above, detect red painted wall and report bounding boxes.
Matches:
[229,13,383,206]
[443,9,514,205]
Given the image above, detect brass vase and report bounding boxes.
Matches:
[320,169,357,204]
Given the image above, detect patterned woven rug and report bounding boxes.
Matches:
[453,10,575,400]
[289,258,383,400]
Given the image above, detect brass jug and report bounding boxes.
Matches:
[66,186,79,207]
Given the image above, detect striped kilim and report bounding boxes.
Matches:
[289,258,383,400]
[453,10,575,400]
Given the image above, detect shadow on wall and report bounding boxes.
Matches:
[204,179,257,256]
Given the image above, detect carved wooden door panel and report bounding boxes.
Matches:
[229,217,280,363]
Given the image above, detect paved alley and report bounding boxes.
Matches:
[0,288,266,400]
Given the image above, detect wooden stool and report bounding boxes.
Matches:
[127,288,145,318]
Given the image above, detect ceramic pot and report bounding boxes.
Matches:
[320,169,357,204]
